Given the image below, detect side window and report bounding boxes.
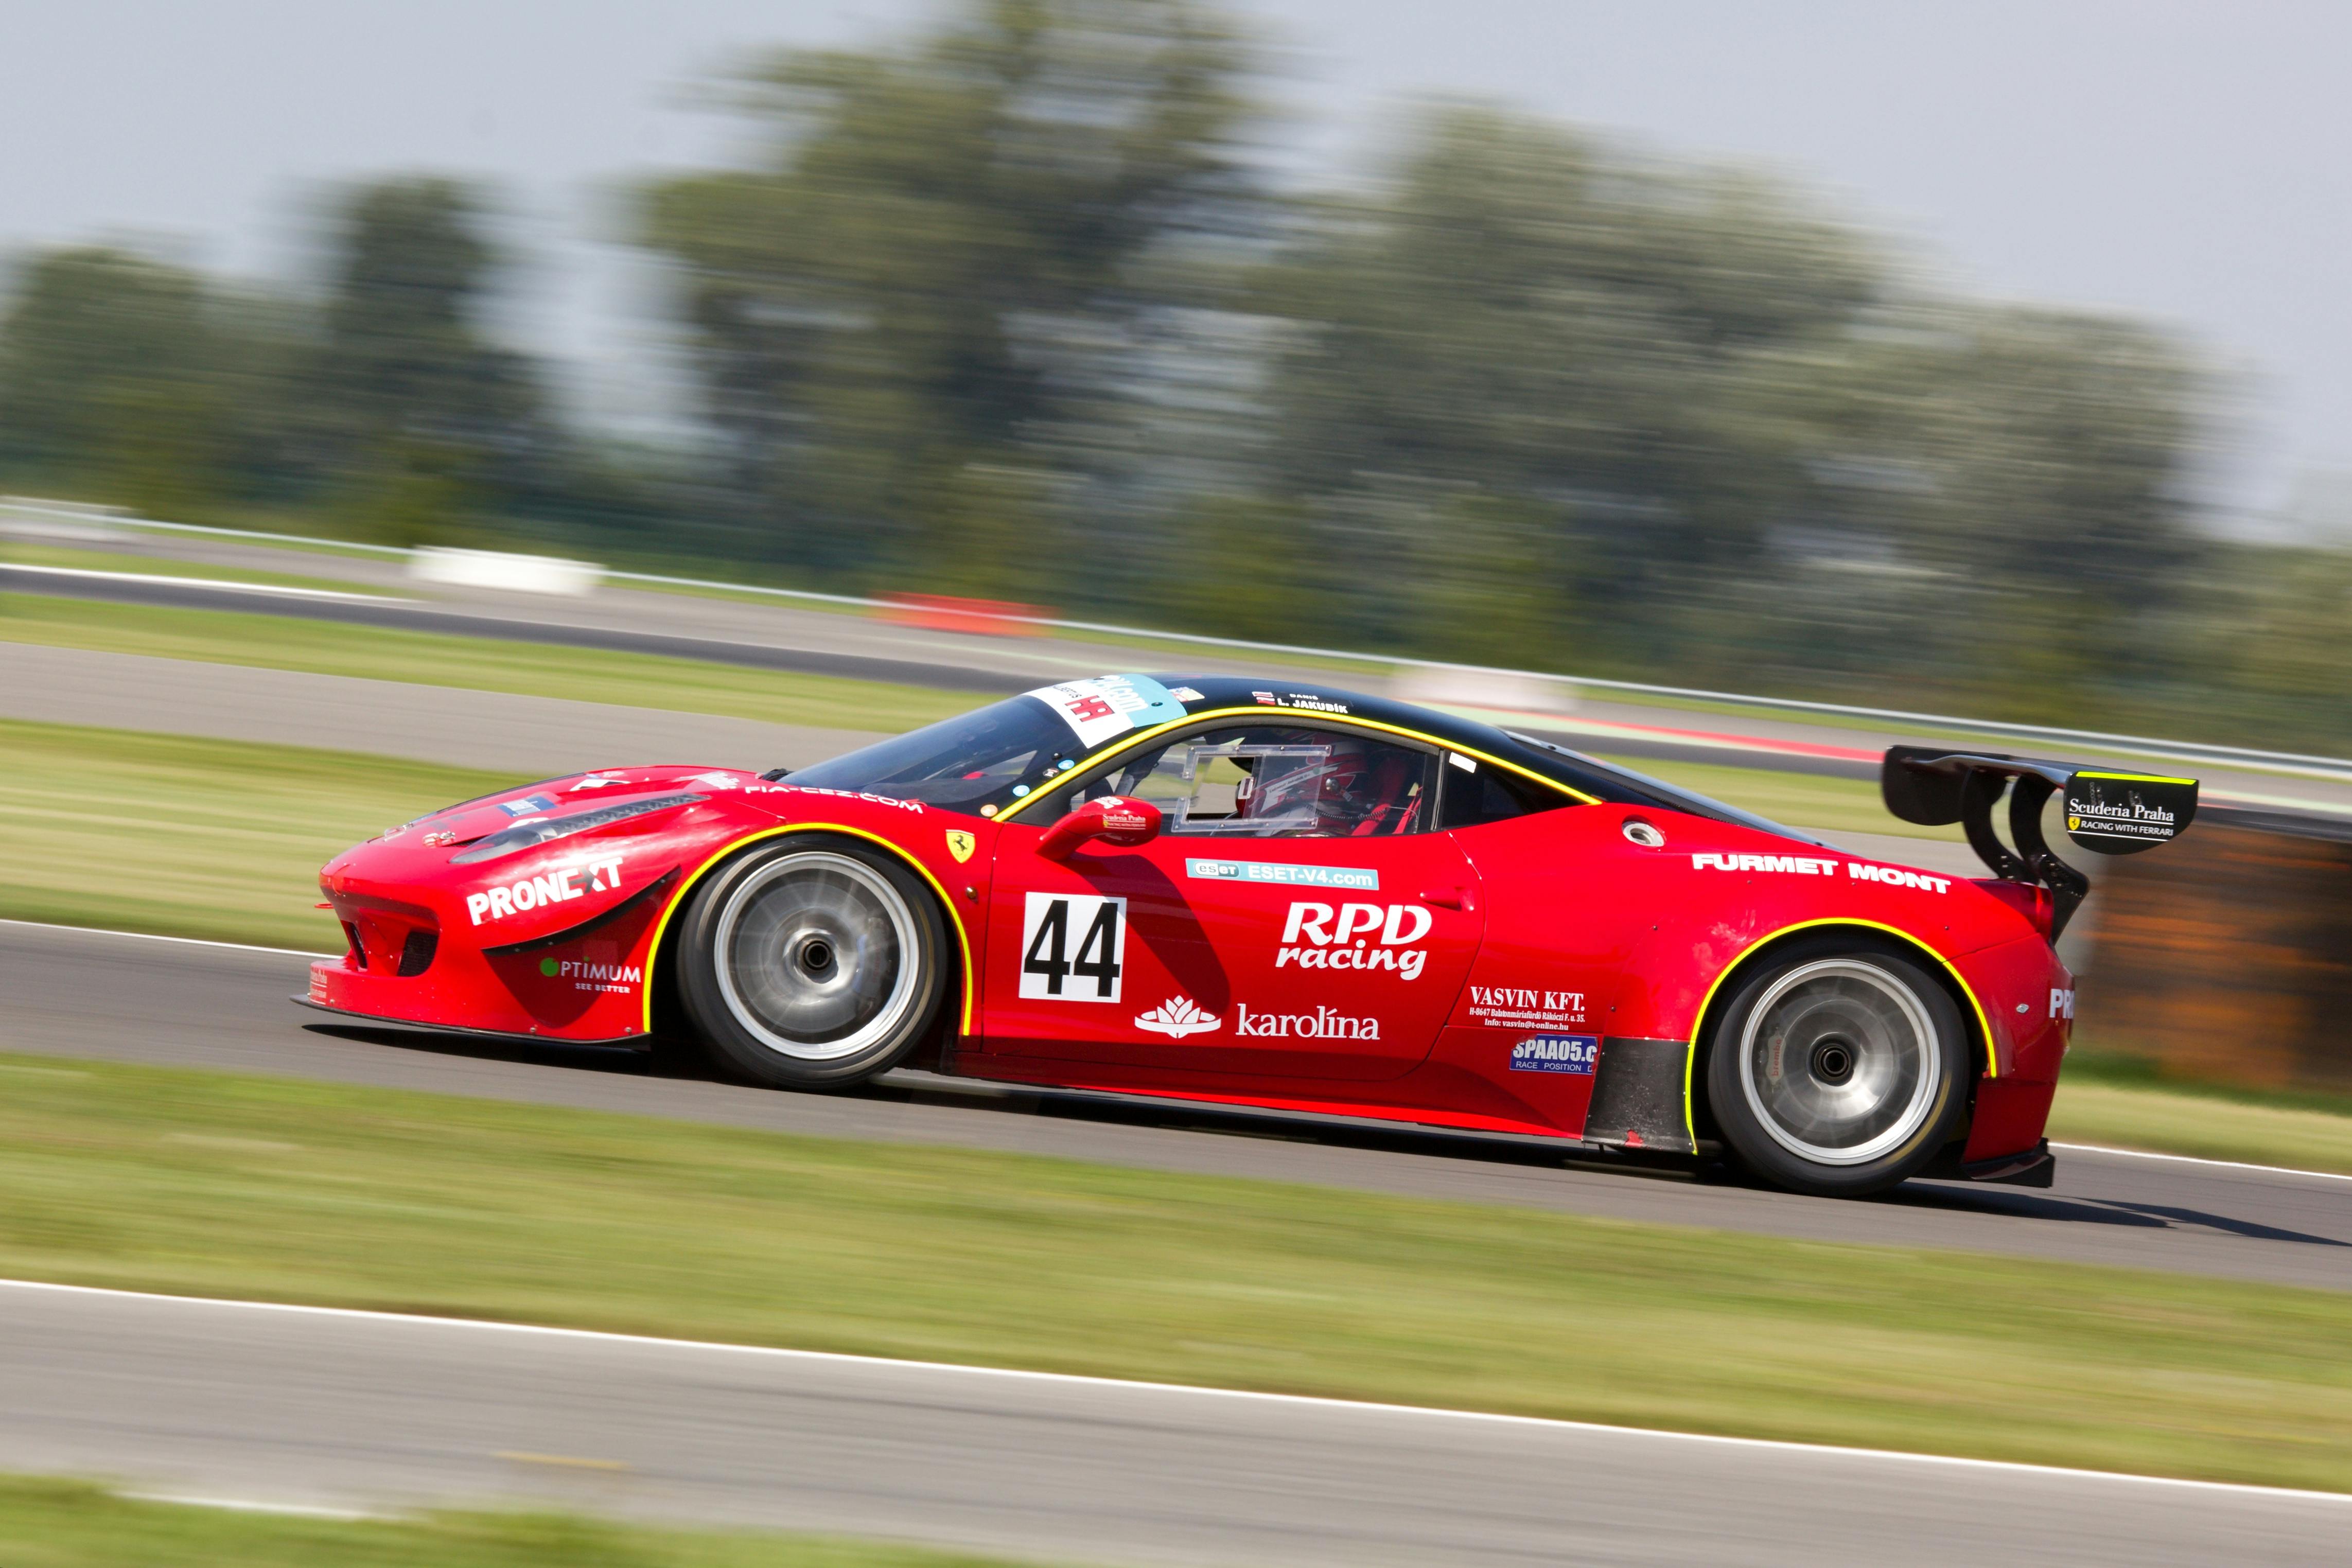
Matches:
[1437,755,1573,830]
[1074,725,1438,838]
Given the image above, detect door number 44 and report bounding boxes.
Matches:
[1021,892,1127,1002]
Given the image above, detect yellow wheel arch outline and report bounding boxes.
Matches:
[1678,918,1999,1150]
[638,823,977,1038]
[992,706,1599,822]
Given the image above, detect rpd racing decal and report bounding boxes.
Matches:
[1278,902,1431,980]
[1510,1035,1598,1074]
[467,856,626,926]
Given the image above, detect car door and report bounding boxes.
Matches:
[979,720,1484,1083]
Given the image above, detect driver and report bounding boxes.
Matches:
[1311,737,1418,836]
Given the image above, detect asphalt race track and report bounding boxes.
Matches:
[5,1281,2347,1568]
[6,922,2349,1290]
[5,922,2351,1562]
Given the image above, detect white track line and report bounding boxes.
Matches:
[12,922,2351,1187]
[2054,1141,2352,1184]
[3,1277,2345,1507]
[0,562,409,603]
[119,1491,383,1521]
[0,919,331,960]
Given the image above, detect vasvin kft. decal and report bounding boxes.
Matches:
[1509,1034,1598,1074]
[1187,858,1378,891]
[1690,851,1951,895]
[1134,995,1220,1037]
[1021,891,1127,1002]
[1277,902,1431,980]
[538,957,642,994]
[1025,674,1187,749]
[496,794,558,817]
[466,856,627,926]
[1466,985,1587,1030]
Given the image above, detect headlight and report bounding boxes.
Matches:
[449,794,703,865]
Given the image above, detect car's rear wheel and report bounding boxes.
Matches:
[677,837,947,1089]
[1704,936,1971,1197]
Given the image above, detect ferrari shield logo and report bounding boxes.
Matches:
[945,830,977,864]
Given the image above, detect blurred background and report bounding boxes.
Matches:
[8,7,2352,1555]
[6,0,2349,748]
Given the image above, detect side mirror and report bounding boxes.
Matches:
[1038,796,1163,861]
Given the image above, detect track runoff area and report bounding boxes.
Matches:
[4,918,2351,1568]
[4,1275,2348,1568]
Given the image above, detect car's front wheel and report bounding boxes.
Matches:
[1704,936,1971,1196]
[676,837,947,1089]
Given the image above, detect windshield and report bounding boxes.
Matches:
[1505,731,1827,845]
[786,695,1082,814]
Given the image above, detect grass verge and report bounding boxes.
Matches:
[0,1477,1044,1568]
[2,1052,2350,1491]
[2052,1060,2352,1176]
[0,719,506,948]
[1588,751,1964,843]
[0,592,977,732]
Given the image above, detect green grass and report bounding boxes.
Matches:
[0,538,374,594]
[0,1477,1048,1568]
[1587,751,1964,843]
[2052,1068,2352,1176]
[0,592,980,731]
[0,719,506,948]
[0,1052,2349,1492]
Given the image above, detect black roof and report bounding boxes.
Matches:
[1145,673,1801,833]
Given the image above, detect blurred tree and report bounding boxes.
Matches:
[1801,302,2213,712]
[639,0,1265,584]
[1247,106,1884,665]
[305,178,552,543]
[0,249,235,514]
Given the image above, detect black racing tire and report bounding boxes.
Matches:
[676,836,948,1090]
[1702,935,1972,1197]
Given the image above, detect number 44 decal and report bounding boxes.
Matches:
[1021,892,1126,1002]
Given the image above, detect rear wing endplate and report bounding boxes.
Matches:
[1882,746,2198,937]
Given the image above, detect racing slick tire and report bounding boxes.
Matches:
[676,836,948,1089]
[1702,935,1971,1197]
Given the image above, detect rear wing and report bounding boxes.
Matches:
[1882,746,2198,937]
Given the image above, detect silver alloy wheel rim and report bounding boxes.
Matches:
[712,852,919,1061]
[1737,958,1941,1166]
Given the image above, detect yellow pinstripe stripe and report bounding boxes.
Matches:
[1679,918,1999,1148]
[638,823,977,1037]
[993,706,1598,822]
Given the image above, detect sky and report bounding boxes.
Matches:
[4,1,2346,521]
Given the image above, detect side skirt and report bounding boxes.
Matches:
[1584,1037,1697,1155]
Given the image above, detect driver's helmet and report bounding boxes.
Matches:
[1311,737,1397,834]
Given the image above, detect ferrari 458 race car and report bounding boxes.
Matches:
[306,674,2198,1196]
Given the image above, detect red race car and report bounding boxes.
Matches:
[305,674,2197,1196]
